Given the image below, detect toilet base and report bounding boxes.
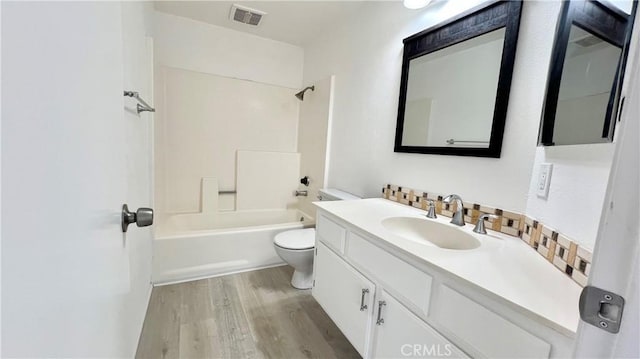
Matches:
[291,268,313,289]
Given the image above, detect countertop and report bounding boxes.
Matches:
[314,198,582,337]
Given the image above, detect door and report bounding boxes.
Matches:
[572,11,640,359]
[313,242,375,357]
[2,2,153,357]
[373,291,468,359]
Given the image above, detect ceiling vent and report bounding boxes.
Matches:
[229,4,266,26]
[574,34,604,47]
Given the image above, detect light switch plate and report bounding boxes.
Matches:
[536,163,553,198]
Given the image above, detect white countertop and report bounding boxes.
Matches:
[314,198,582,337]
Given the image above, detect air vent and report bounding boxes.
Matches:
[574,35,603,47]
[229,4,266,26]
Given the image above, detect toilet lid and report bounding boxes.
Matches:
[274,228,316,250]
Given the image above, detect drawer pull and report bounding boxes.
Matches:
[360,289,370,311]
[376,300,387,325]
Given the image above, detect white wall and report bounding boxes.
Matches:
[304,1,614,249]
[526,145,614,250]
[154,11,303,89]
[526,23,629,250]
[153,11,305,214]
[2,2,153,356]
[303,1,561,212]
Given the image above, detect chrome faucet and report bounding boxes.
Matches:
[295,190,308,197]
[443,194,465,226]
[426,199,437,219]
[473,213,499,234]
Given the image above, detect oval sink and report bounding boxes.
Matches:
[381,217,481,250]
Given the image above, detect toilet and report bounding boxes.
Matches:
[274,188,360,289]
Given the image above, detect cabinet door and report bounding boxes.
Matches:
[434,285,551,358]
[373,291,468,359]
[313,242,375,357]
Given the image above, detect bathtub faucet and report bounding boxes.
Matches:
[295,190,308,197]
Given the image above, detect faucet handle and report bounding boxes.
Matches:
[426,199,437,219]
[473,213,499,234]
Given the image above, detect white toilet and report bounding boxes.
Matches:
[274,188,360,289]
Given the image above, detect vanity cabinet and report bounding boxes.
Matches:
[313,211,570,359]
[373,291,468,358]
[348,231,432,317]
[313,242,375,356]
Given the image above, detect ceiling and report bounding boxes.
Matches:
[154,1,368,46]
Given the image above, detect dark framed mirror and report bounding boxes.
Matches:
[539,0,637,146]
[394,1,523,158]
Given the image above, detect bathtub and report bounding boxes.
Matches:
[152,209,314,284]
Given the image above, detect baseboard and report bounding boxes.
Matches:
[153,262,288,287]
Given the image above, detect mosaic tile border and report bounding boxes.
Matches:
[382,184,592,287]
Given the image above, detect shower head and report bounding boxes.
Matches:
[295,85,315,101]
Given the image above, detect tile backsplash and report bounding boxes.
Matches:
[382,184,592,287]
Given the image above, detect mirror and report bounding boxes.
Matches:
[539,0,636,146]
[395,1,523,158]
[402,29,505,149]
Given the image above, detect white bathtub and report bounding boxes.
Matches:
[152,209,314,284]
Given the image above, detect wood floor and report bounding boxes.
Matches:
[136,266,360,359]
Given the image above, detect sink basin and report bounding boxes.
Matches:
[381,217,481,250]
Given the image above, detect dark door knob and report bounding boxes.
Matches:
[121,204,154,232]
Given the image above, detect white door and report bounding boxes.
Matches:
[2,2,153,357]
[572,11,640,359]
[372,291,468,359]
[313,242,376,357]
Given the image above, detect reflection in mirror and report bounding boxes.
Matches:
[553,25,621,145]
[539,0,636,146]
[395,0,523,158]
[402,29,505,148]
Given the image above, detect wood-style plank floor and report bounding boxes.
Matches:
[136,265,360,359]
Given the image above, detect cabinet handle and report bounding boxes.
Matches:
[360,289,370,311]
[376,300,387,325]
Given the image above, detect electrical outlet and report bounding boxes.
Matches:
[537,163,553,198]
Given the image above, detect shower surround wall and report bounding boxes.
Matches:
[153,11,305,214]
[296,76,335,217]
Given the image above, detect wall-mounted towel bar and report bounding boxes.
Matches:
[124,91,155,114]
[446,139,489,145]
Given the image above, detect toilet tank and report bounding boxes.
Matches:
[317,188,360,201]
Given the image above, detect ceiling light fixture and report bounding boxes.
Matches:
[403,0,433,9]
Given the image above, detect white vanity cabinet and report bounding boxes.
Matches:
[313,241,375,357]
[372,291,468,358]
[313,211,572,359]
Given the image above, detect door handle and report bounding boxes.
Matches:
[376,300,387,325]
[121,204,154,232]
[360,288,370,311]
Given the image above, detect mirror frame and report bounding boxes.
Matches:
[394,0,523,158]
[539,0,637,146]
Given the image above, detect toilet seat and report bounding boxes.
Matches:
[274,228,316,250]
